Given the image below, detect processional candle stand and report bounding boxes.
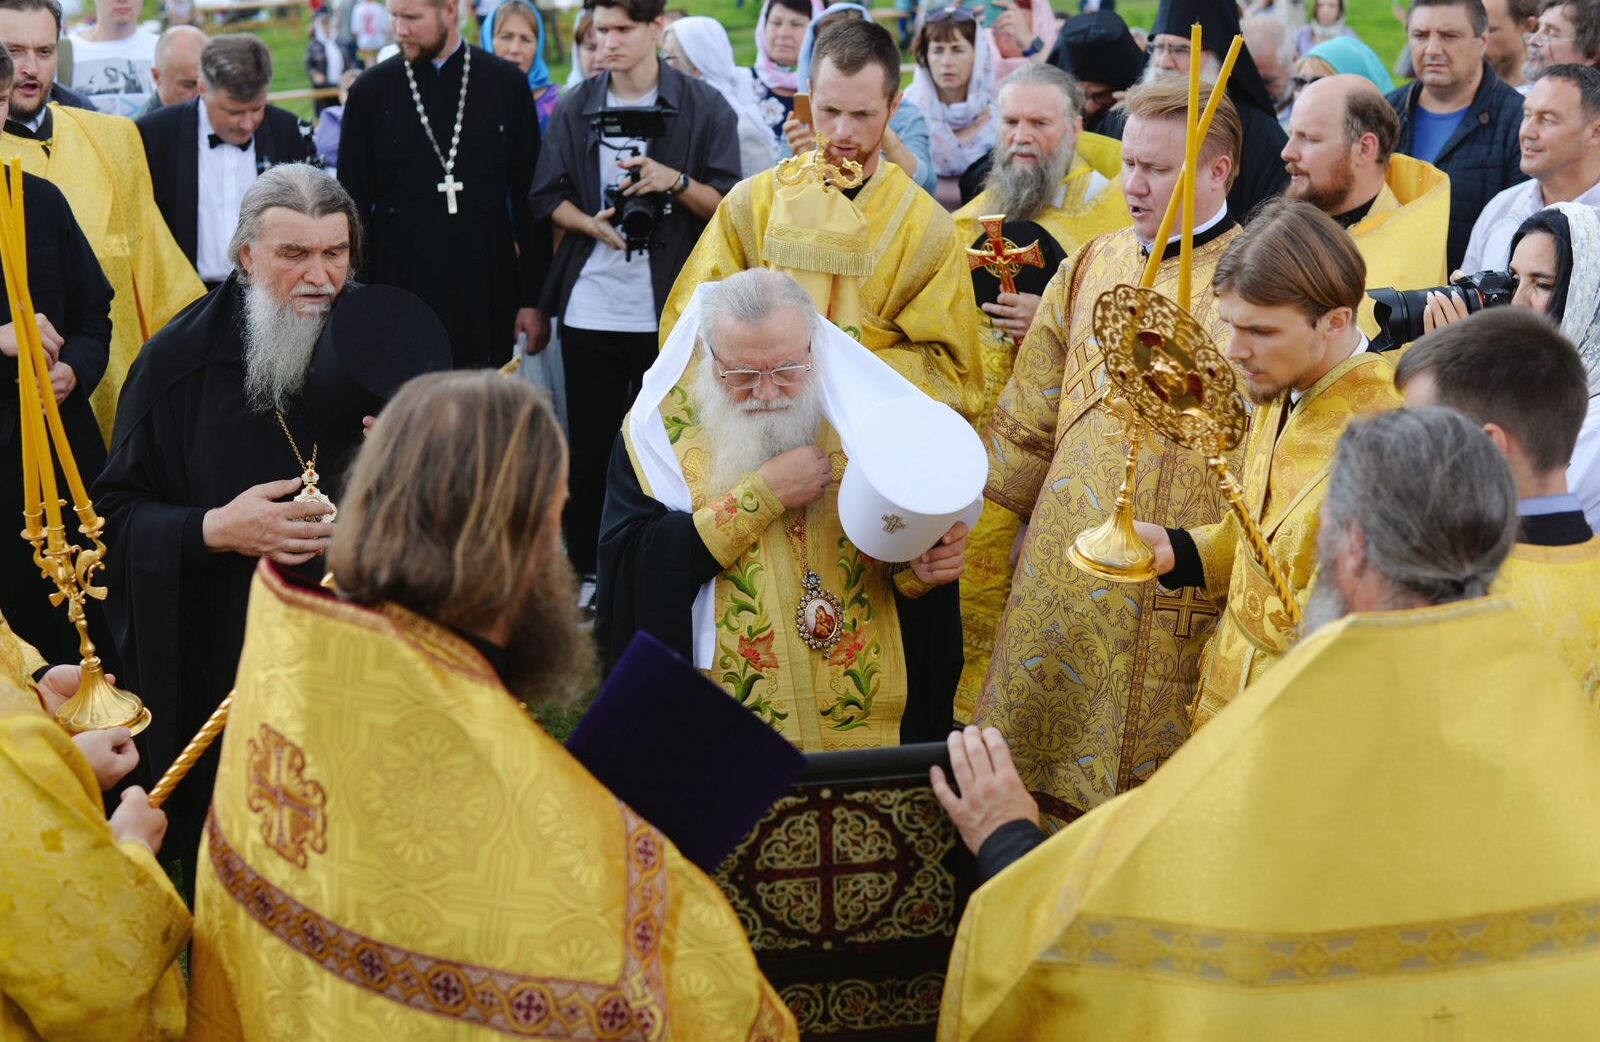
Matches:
[0,159,152,735]
[1065,28,1301,625]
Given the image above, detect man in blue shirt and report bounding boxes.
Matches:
[1387,0,1526,269]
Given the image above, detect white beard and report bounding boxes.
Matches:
[693,353,823,497]
[1141,52,1224,86]
[241,279,333,414]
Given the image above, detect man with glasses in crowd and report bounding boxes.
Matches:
[1523,0,1600,82]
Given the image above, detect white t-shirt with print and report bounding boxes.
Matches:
[68,27,157,119]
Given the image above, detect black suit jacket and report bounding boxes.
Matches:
[136,98,316,265]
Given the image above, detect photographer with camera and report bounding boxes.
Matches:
[530,0,741,579]
[1417,203,1600,531]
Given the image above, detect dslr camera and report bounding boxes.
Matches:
[591,106,672,261]
[1367,270,1518,351]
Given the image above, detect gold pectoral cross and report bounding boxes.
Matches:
[967,214,1045,297]
[437,174,463,214]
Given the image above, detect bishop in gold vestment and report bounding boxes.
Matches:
[1178,352,1400,728]
[662,155,983,421]
[188,566,796,1041]
[1,103,204,441]
[939,599,1600,1040]
[977,222,1237,824]
[950,132,1131,722]
[0,690,190,1041]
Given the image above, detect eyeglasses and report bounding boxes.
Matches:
[1149,40,1193,58]
[708,346,813,390]
[1292,74,1326,91]
[1524,28,1573,45]
[926,7,979,24]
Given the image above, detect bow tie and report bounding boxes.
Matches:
[207,133,249,150]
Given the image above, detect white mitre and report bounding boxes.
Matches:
[628,279,984,669]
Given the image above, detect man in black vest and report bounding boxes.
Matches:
[137,33,315,291]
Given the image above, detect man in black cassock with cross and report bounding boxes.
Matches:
[336,0,551,368]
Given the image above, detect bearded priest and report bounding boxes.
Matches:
[975,78,1240,828]
[661,20,982,423]
[597,269,972,751]
[94,165,450,880]
[950,62,1129,722]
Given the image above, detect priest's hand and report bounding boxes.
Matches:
[758,446,831,509]
[73,726,140,791]
[981,292,1042,342]
[203,477,335,565]
[784,115,815,158]
[110,787,168,856]
[1133,520,1176,575]
[930,725,1039,856]
[35,664,117,716]
[586,208,628,252]
[516,307,551,355]
[48,361,76,403]
[910,521,969,586]
[0,312,64,364]
[1421,289,1471,334]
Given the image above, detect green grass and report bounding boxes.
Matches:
[185,0,1407,120]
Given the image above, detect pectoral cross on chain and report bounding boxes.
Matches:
[437,174,463,215]
[967,214,1045,344]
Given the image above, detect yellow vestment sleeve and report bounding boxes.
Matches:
[0,610,48,691]
[695,471,787,568]
[127,135,205,340]
[1189,516,1239,604]
[0,708,189,1042]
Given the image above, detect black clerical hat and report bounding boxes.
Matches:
[302,284,453,444]
[1054,11,1147,92]
[566,632,808,873]
[1151,0,1277,117]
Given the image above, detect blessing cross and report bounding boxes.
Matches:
[437,173,464,215]
[966,214,1045,344]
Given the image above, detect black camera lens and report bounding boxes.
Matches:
[1367,270,1518,351]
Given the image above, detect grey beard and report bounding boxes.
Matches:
[241,279,329,415]
[693,352,823,497]
[981,143,1075,222]
[1298,572,1349,640]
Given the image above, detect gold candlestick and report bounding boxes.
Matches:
[0,159,151,735]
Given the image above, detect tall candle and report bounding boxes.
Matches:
[1177,23,1202,312]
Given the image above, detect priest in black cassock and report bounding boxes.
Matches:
[336,0,551,369]
[0,150,116,668]
[94,164,366,875]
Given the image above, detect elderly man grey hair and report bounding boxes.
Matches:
[230,164,363,413]
[694,270,826,495]
[980,64,1087,222]
[1303,407,1520,635]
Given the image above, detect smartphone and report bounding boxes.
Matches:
[793,93,812,128]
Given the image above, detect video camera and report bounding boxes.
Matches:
[590,106,673,261]
[1367,270,1518,351]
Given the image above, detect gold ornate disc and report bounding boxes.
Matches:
[1092,284,1250,457]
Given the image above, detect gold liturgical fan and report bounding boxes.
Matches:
[0,160,151,735]
[1087,284,1301,627]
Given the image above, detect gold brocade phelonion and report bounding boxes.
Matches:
[0,159,150,735]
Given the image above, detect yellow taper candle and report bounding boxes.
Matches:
[1137,35,1246,290]
[0,171,60,539]
[1177,23,1202,311]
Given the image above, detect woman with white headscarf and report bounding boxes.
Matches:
[664,17,778,177]
[1511,203,1600,531]
[904,9,1001,208]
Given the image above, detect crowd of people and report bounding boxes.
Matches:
[3,0,1600,1036]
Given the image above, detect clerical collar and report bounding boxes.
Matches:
[1331,192,1380,230]
[430,37,463,71]
[5,104,51,142]
[1516,495,1593,546]
[1139,201,1232,262]
[1289,333,1369,407]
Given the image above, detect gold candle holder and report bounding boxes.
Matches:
[0,159,151,735]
